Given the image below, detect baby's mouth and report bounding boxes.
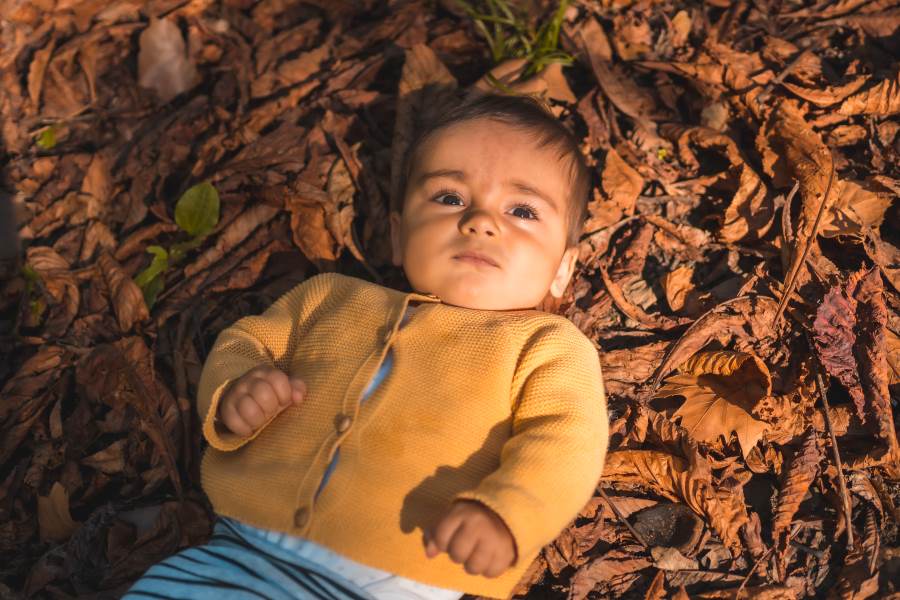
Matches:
[453,251,500,268]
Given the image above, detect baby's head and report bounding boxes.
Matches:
[390,93,590,311]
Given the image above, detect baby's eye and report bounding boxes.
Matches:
[434,192,463,206]
[511,204,538,220]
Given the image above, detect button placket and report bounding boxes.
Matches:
[335,413,352,433]
[294,506,310,528]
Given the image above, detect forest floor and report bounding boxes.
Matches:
[1,0,899,598]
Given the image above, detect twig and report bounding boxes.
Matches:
[736,522,802,599]
[755,47,814,106]
[807,332,854,549]
[597,486,652,551]
[772,154,836,328]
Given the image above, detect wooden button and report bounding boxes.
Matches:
[336,414,352,433]
[294,507,310,528]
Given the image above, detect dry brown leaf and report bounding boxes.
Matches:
[697,585,797,599]
[37,482,78,543]
[613,10,652,61]
[98,252,149,332]
[643,570,666,600]
[81,439,127,474]
[601,148,642,215]
[781,75,869,107]
[568,549,651,600]
[389,43,458,213]
[839,71,900,116]
[827,542,880,600]
[663,265,696,313]
[814,267,899,476]
[767,99,837,323]
[651,546,697,571]
[25,246,80,337]
[183,201,280,278]
[648,296,780,392]
[603,450,748,553]
[656,351,771,458]
[27,38,56,110]
[0,346,66,465]
[820,179,894,238]
[772,428,821,576]
[663,125,773,243]
[886,328,900,385]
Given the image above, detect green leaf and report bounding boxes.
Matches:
[175,182,220,238]
[168,237,202,264]
[36,126,57,149]
[134,245,169,290]
[29,298,47,321]
[141,274,166,309]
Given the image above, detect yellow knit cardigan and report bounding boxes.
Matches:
[197,272,608,599]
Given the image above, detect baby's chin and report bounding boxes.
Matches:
[414,284,541,311]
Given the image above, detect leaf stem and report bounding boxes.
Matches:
[806,331,854,550]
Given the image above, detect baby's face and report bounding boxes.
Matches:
[391,118,578,311]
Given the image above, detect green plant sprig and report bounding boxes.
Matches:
[454,0,574,81]
[134,181,220,309]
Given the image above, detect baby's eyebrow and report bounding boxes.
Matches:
[416,169,559,213]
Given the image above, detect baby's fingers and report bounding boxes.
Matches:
[463,541,493,576]
[219,397,254,437]
[248,378,282,418]
[260,369,294,408]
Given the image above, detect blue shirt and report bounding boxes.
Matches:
[314,306,412,500]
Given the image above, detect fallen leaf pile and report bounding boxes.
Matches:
[1,0,898,598]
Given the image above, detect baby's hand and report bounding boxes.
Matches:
[216,365,306,436]
[422,499,517,578]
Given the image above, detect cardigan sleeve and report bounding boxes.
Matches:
[451,320,609,566]
[196,273,335,451]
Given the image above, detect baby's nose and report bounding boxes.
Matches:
[460,210,497,236]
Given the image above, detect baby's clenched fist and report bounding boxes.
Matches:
[423,499,517,578]
[216,365,306,436]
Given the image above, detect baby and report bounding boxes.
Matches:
[125,93,608,600]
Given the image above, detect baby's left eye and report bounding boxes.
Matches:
[511,205,538,220]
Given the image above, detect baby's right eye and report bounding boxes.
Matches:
[433,191,463,206]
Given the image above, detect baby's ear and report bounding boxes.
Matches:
[390,211,402,267]
[549,246,579,298]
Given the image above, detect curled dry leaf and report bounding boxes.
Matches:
[601,148,642,216]
[655,351,771,458]
[839,71,900,116]
[781,75,869,107]
[819,179,894,238]
[98,252,149,331]
[37,482,78,543]
[25,246,80,337]
[567,549,651,600]
[603,450,748,553]
[827,542,880,600]
[664,265,695,312]
[663,125,773,243]
[390,43,457,213]
[772,428,821,577]
[766,99,836,282]
[648,295,780,392]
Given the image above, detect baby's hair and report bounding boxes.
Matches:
[396,92,591,248]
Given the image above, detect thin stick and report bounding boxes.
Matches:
[736,522,802,599]
[755,47,814,105]
[773,155,836,328]
[597,486,652,551]
[810,353,854,549]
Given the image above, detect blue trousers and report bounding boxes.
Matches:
[123,517,464,600]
